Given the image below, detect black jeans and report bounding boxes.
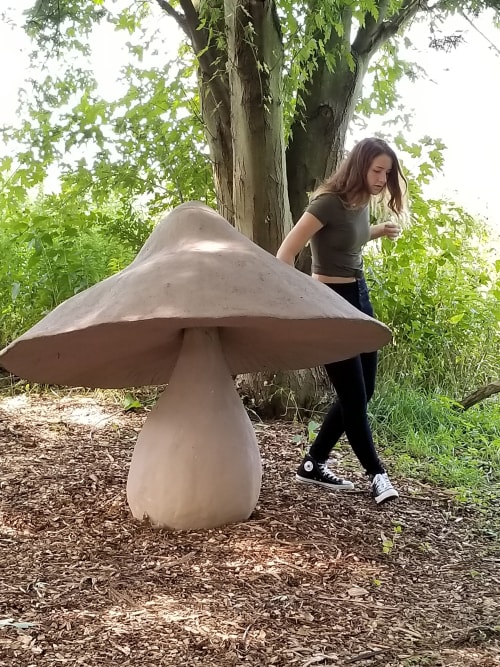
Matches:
[308,277,385,476]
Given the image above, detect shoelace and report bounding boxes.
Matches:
[372,473,391,492]
[318,462,342,483]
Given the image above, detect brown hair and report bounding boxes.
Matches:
[312,137,407,215]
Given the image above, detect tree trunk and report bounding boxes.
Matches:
[200,74,234,222]
[170,0,235,222]
[237,367,331,420]
[286,55,369,224]
[290,58,364,273]
[285,0,422,223]
[274,29,370,410]
[225,0,292,253]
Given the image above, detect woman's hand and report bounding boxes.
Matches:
[383,222,401,240]
[370,222,402,241]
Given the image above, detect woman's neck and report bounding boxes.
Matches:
[342,194,370,210]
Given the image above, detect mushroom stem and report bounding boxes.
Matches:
[126,327,262,530]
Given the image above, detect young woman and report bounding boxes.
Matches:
[277,137,406,504]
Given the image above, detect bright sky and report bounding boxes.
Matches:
[1,3,499,232]
[366,12,500,232]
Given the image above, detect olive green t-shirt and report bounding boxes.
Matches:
[307,193,370,278]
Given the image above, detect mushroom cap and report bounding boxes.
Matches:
[0,202,391,388]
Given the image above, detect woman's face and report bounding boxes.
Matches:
[367,154,393,195]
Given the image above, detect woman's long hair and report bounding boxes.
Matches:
[312,138,407,215]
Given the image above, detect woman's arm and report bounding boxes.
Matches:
[276,212,324,265]
[370,222,401,241]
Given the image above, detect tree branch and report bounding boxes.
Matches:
[155,0,188,35]
[155,0,230,121]
[459,10,500,56]
[177,0,203,36]
[155,0,208,53]
[353,0,422,57]
[458,381,500,410]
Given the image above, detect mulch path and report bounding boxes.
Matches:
[0,392,498,667]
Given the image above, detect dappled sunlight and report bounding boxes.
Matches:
[0,394,29,412]
[99,596,254,646]
[180,239,235,253]
[0,393,127,429]
[60,404,118,427]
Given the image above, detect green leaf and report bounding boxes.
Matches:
[11,282,21,301]
[123,393,143,411]
[448,313,465,325]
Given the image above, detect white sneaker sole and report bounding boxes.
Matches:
[374,488,399,504]
[295,474,355,491]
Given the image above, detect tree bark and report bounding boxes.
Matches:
[459,381,500,410]
[286,56,369,223]
[200,74,234,222]
[225,0,292,253]
[286,10,367,223]
[158,0,235,221]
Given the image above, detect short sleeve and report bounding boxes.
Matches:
[305,194,335,227]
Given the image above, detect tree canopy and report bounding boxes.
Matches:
[3,0,499,252]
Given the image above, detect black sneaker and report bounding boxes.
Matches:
[296,455,354,490]
[371,472,399,504]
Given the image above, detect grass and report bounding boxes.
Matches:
[369,383,500,506]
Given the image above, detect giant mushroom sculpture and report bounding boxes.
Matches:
[0,202,391,530]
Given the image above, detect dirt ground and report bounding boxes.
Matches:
[0,392,499,667]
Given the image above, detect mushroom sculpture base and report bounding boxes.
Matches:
[126,327,262,530]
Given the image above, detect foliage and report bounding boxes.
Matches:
[292,419,321,452]
[0,185,148,344]
[366,138,500,396]
[1,47,214,219]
